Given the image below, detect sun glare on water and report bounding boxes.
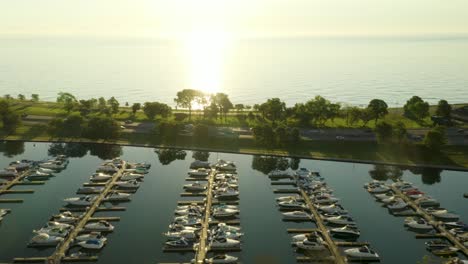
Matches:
[182,31,231,95]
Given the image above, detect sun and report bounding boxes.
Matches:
[182,31,231,95]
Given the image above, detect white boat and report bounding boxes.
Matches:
[212,208,239,218]
[276,195,303,202]
[188,168,210,177]
[291,232,320,242]
[364,180,385,189]
[75,232,104,242]
[64,196,96,206]
[77,186,104,194]
[209,238,240,249]
[325,215,356,226]
[84,221,114,232]
[215,160,236,171]
[330,225,361,238]
[318,204,348,215]
[381,196,396,204]
[113,180,140,189]
[0,209,10,222]
[214,188,239,199]
[374,192,394,201]
[173,217,201,226]
[268,170,294,178]
[34,227,69,237]
[104,191,131,202]
[53,211,78,223]
[415,197,440,207]
[77,237,107,249]
[295,168,312,178]
[164,229,198,240]
[211,230,243,240]
[166,238,194,248]
[96,165,118,173]
[387,199,408,211]
[278,200,306,209]
[204,254,238,264]
[40,162,66,170]
[45,221,73,229]
[184,182,207,192]
[215,223,241,233]
[368,185,390,194]
[294,236,326,251]
[38,168,54,174]
[405,217,434,231]
[90,173,112,182]
[176,204,205,211]
[29,233,63,246]
[311,194,339,204]
[120,173,144,181]
[0,168,18,177]
[282,211,312,220]
[432,211,460,222]
[345,246,380,261]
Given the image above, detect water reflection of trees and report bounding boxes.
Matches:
[192,151,210,161]
[407,167,442,185]
[87,144,123,160]
[155,148,187,165]
[0,141,25,157]
[251,155,301,175]
[368,165,403,182]
[48,143,88,158]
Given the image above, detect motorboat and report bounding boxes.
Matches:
[215,160,237,172]
[53,211,79,223]
[188,168,210,177]
[268,170,294,179]
[276,195,303,202]
[330,225,361,238]
[164,229,198,240]
[131,162,151,169]
[294,236,326,251]
[166,238,194,248]
[104,191,131,202]
[64,196,96,206]
[0,168,18,177]
[90,173,112,182]
[29,233,63,246]
[445,258,468,264]
[190,160,211,169]
[415,197,440,207]
[318,204,348,215]
[214,188,239,199]
[77,186,104,194]
[168,224,200,232]
[404,190,425,199]
[96,164,118,173]
[40,161,66,170]
[172,217,201,226]
[212,208,239,218]
[278,200,306,209]
[405,217,434,231]
[429,209,460,222]
[84,221,114,232]
[0,209,9,222]
[27,170,52,180]
[211,229,243,240]
[325,215,356,226]
[77,237,107,249]
[444,222,467,229]
[345,246,380,261]
[364,180,385,189]
[291,231,322,242]
[176,204,205,211]
[9,161,32,171]
[368,185,390,194]
[120,173,144,181]
[175,209,202,217]
[381,196,396,205]
[38,168,54,174]
[184,182,207,192]
[204,254,238,264]
[125,167,148,174]
[387,199,408,211]
[34,227,69,237]
[430,246,459,256]
[75,232,104,242]
[374,192,394,201]
[425,240,451,250]
[282,211,312,220]
[295,168,312,178]
[215,223,241,233]
[209,238,240,249]
[311,194,339,204]
[44,221,73,230]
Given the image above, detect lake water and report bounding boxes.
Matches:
[0,142,467,263]
[1,37,468,107]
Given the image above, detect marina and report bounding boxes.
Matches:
[0,142,467,263]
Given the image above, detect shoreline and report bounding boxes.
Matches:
[3,138,468,172]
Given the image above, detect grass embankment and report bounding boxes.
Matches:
[2,100,468,169]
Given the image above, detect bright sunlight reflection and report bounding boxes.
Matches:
[182,31,231,95]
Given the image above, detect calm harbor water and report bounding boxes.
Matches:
[0,142,467,263]
[1,37,468,107]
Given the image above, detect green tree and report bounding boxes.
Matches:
[107,97,120,114]
[78,99,96,116]
[348,107,362,126]
[259,98,286,124]
[31,94,39,102]
[17,94,26,101]
[435,99,451,119]
[403,96,429,120]
[367,99,388,124]
[212,93,233,121]
[374,121,394,142]
[62,113,85,137]
[359,108,373,127]
[203,102,219,119]
[131,103,141,115]
[84,116,120,139]
[235,104,244,112]
[1,111,21,134]
[0,99,9,115]
[393,121,408,143]
[143,102,172,120]
[174,89,204,120]
[424,126,447,151]
[98,97,107,113]
[57,92,78,113]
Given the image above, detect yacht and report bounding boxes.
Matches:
[188,168,210,177]
[282,211,313,220]
[84,221,114,232]
[1,209,10,222]
[77,186,104,194]
[415,197,440,207]
[0,168,18,177]
[311,194,339,204]
[164,229,198,241]
[52,211,78,223]
[204,254,238,264]
[64,196,96,206]
[318,204,348,215]
[330,225,361,238]
[175,207,203,216]
[295,168,312,178]
[113,179,140,189]
[345,246,380,261]
[212,208,239,218]
[430,246,459,256]
[374,192,394,201]
[404,190,425,199]
[325,215,356,226]
[184,182,207,192]
[90,173,112,182]
[120,173,144,181]
[405,217,434,231]
[276,195,303,202]
[293,236,326,251]
[444,222,467,229]
[215,223,241,233]
[190,160,211,169]
[39,161,66,170]
[364,180,385,189]
[425,240,451,250]
[172,217,201,226]
[75,232,104,242]
[77,237,107,249]
[211,230,243,240]
[215,160,237,171]
[214,188,239,199]
[209,238,240,249]
[367,185,390,194]
[278,200,306,209]
[387,199,408,211]
[44,221,72,230]
[428,209,460,222]
[291,231,321,242]
[268,170,294,179]
[34,227,69,237]
[29,233,63,246]
[104,191,131,202]
[166,238,194,248]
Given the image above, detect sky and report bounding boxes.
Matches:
[1,0,468,38]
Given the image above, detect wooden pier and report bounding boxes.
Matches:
[391,185,468,257]
[273,188,300,194]
[287,228,319,233]
[47,161,127,263]
[0,171,32,195]
[300,189,347,264]
[193,169,216,264]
